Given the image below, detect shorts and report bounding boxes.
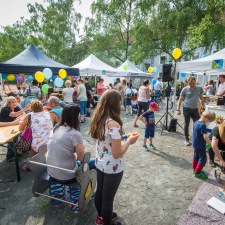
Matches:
[144,129,155,138]
[87,99,91,108]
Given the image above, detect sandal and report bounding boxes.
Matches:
[21,165,31,171]
[133,125,139,127]
[6,157,22,163]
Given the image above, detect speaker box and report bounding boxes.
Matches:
[162,64,173,82]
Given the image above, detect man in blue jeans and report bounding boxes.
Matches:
[176,76,205,146]
[77,79,87,123]
[154,77,163,100]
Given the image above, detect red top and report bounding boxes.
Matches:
[97,83,105,95]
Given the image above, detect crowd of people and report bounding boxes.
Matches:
[1,74,225,224]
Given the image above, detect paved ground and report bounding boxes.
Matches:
[0,102,211,225]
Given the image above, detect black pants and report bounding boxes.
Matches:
[208,147,225,161]
[137,101,148,117]
[183,107,200,141]
[95,169,123,225]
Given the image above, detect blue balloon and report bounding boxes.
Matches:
[52,76,57,82]
[113,77,117,82]
[2,73,7,79]
[152,79,157,85]
[181,73,186,77]
[202,55,208,58]
[43,68,52,79]
[153,67,157,73]
[27,75,33,82]
[63,76,68,81]
[54,78,64,87]
[126,88,131,95]
[170,84,172,87]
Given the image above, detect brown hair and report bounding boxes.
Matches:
[30,99,43,113]
[208,79,214,85]
[187,76,196,84]
[219,121,225,142]
[72,79,77,85]
[88,89,124,141]
[219,75,225,79]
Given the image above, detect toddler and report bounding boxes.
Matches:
[126,93,133,116]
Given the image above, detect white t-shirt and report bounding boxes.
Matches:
[154,81,163,91]
[216,82,225,96]
[95,118,124,174]
[63,88,74,102]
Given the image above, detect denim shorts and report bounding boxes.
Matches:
[144,129,155,138]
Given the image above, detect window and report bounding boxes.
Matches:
[210,75,217,81]
[159,72,162,79]
[160,56,166,65]
[192,52,200,60]
[144,63,150,72]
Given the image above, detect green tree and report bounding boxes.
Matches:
[83,0,145,67]
[26,0,82,65]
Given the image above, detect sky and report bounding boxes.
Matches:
[0,0,94,34]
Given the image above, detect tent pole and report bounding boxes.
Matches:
[202,71,206,88]
[0,73,5,104]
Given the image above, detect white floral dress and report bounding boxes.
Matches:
[30,111,53,152]
[95,118,124,174]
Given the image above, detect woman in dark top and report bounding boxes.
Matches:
[0,96,30,162]
[208,122,225,169]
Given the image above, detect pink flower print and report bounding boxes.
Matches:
[100,154,104,159]
[103,135,105,141]
[95,158,98,164]
[113,164,118,172]
[103,146,108,153]
[106,161,110,165]
[98,141,100,146]
[109,128,113,132]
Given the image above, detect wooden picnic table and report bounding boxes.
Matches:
[0,125,23,182]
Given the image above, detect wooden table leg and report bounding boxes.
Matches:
[13,138,21,181]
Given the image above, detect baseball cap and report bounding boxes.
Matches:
[150,102,159,110]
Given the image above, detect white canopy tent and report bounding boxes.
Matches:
[177,48,225,86]
[72,54,126,76]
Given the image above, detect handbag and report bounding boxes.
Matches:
[15,114,32,152]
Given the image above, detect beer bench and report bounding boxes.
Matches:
[28,145,97,212]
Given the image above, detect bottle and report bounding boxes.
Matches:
[122,132,138,139]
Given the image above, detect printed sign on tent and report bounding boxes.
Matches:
[212,59,224,69]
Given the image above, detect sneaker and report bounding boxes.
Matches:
[149,144,156,149]
[184,140,191,146]
[95,212,118,225]
[112,222,121,225]
[208,159,215,167]
[86,113,90,117]
[192,169,205,174]
[80,119,84,123]
[142,145,149,151]
[126,114,128,115]
[193,172,208,179]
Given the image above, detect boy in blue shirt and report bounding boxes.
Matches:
[126,93,133,116]
[139,102,159,150]
[192,110,216,179]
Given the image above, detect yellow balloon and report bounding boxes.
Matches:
[148,67,153,73]
[35,71,45,83]
[19,73,24,76]
[173,48,181,59]
[7,74,15,81]
[59,69,67,79]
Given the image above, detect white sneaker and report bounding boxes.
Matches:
[184,140,191,146]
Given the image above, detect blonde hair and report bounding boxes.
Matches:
[65,80,71,88]
[3,96,16,108]
[202,110,216,122]
[88,89,124,141]
[30,99,43,113]
[219,121,225,142]
[187,76,196,84]
[117,79,127,91]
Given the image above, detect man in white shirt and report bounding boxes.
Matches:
[154,77,163,99]
[216,75,225,105]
